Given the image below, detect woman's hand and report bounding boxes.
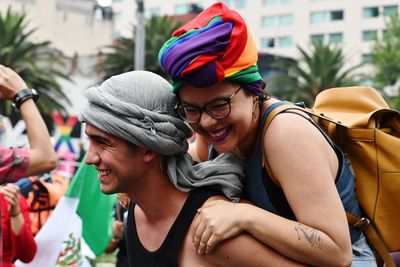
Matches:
[0,183,21,216]
[112,220,124,241]
[191,200,248,254]
[0,65,27,100]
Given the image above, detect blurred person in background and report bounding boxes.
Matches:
[0,65,56,266]
[0,183,36,267]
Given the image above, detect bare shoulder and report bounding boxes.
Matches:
[265,109,319,141]
[262,109,339,184]
[263,110,333,157]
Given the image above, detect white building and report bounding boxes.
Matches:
[112,0,398,72]
[0,0,114,148]
[0,0,114,57]
[0,0,114,115]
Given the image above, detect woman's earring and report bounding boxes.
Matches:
[252,98,259,121]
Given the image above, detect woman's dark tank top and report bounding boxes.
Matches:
[209,101,362,243]
[125,188,220,267]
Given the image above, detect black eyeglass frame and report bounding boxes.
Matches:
[175,86,242,123]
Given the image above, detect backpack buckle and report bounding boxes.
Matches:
[353,217,370,230]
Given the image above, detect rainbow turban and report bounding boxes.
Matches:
[158,2,264,95]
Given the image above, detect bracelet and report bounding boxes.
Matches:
[11,210,21,217]
[12,88,39,109]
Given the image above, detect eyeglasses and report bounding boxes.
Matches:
[175,87,242,123]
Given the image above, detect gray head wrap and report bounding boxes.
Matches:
[80,71,243,201]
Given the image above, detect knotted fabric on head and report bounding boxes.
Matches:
[80,71,244,202]
[159,2,264,95]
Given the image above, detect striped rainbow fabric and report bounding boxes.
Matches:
[158,2,263,94]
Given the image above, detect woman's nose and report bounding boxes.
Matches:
[198,111,218,128]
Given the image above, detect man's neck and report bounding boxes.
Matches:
[129,169,190,252]
[128,170,188,222]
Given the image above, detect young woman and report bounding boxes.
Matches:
[159,3,377,267]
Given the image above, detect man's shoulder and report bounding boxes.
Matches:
[204,194,225,203]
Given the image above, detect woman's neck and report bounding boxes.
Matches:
[235,99,267,161]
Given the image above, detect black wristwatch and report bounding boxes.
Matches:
[12,88,39,109]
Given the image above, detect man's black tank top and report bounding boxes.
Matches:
[126,188,220,267]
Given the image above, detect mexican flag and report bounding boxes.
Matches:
[17,162,117,267]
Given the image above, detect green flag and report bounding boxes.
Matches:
[68,163,117,256]
[17,162,117,267]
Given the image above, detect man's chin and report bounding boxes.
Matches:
[100,185,116,195]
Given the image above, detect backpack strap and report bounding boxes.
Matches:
[347,213,396,267]
[262,103,291,179]
[262,103,395,267]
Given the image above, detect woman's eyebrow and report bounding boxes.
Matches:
[181,94,232,106]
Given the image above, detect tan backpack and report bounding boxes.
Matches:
[263,86,400,267]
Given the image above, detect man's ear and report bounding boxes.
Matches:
[142,148,158,163]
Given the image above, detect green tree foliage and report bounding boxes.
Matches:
[0,8,70,124]
[97,16,178,82]
[269,42,361,106]
[370,14,400,110]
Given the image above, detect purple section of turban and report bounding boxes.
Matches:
[163,22,233,80]
[182,62,218,87]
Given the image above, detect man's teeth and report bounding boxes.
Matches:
[99,170,111,176]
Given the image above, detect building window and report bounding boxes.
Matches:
[311,34,324,44]
[384,5,398,16]
[279,36,292,47]
[280,14,293,26]
[224,0,246,9]
[330,10,343,21]
[362,30,377,41]
[263,0,277,5]
[262,16,277,27]
[363,7,379,18]
[175,4,189,15]
[261,37,275,48]
[113,11,123,22]
[263,0,291,5]
[146,7,161,17]
[329,33,343,44]
[311,11,326,23]
[362,54,372,63]
[234,0,246,9]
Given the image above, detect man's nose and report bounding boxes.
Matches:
[85,144,99,165]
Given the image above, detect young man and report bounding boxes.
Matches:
[81,71,305,267]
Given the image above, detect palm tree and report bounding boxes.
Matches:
[97,15,179,82]
[0,8,70,125]
[370,14,400,110]
[269,42,362,106]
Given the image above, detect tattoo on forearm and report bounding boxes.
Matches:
[294,224,323,249]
